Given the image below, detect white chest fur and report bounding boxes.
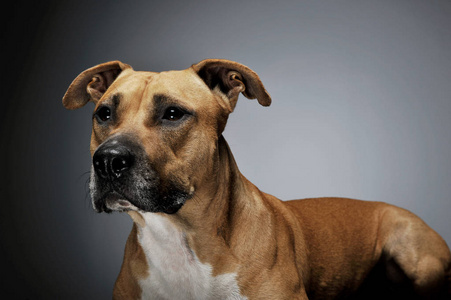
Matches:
[137,213,246,300]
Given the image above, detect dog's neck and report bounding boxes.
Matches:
[178,135,265,225]
[126,135,273,294]
[131,135,273,261]
[172,135,275,263]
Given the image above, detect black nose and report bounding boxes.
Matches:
[93,141,134,179]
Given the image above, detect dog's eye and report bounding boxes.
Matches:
[162,107,185,121]
[96,106,112,122]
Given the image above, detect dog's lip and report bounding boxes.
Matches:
[102,191,138,211]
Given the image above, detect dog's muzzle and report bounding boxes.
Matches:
[90,135,190,214]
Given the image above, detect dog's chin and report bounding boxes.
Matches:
[93,190,188,214]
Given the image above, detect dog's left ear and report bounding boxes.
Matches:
[192,59,271,112]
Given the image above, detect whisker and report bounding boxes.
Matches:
[77,170,91,181]
[76,170,92,210]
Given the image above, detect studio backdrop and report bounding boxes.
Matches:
[2,1,451,298]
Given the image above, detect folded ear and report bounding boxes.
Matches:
[62,61,131,110]
[192,59,271,112]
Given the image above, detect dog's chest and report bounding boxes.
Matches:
[137,213,246,300]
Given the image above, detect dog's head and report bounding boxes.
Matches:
[63,59,271,214]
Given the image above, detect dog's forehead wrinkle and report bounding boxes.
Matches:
[149,70,214,103]
[111,71,153,102]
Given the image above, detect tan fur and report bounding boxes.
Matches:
[113,224,148,299]
[63,59,451,299]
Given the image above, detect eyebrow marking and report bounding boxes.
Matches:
[153,94,195,113]
[153,94,176,107]
[97,93,122,108]
[111,93,121,107]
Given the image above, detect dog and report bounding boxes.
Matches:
[63,59,451,299]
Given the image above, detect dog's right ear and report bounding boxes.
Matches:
[62,61,131,110]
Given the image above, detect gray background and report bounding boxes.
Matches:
[2,0,450,298]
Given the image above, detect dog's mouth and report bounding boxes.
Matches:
[93,187,189,215]
[94,191,139,213]
[103,191,139,212]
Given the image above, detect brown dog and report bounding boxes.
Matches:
[63,59,451,299]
